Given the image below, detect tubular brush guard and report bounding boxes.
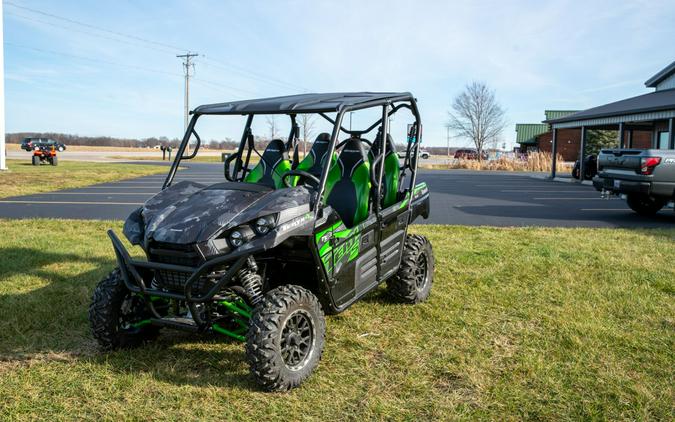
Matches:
[108,230,252,338]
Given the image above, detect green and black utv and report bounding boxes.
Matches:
[89,92,433,391]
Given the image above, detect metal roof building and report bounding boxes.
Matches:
[515,123,549,145]
[544,61,675,178]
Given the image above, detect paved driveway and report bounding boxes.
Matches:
[0,164,672,227]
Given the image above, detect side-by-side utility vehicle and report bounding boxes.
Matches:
[89,92,433,390]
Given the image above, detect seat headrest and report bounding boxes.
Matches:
[315,133,330,143]
[372,133,396,157]
[262,139,288,161]
[309,133,331,160]
[337,137,368,176]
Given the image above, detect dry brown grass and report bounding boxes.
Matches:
[440,152,569,172]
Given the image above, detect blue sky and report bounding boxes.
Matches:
[4,0,675,147]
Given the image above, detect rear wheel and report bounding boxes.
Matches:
[387,234,434,303]
[50,156,58,166]
[89,268,160,350]
[246,285,326,391]
[626,194,665,216]
[32,156,40,166]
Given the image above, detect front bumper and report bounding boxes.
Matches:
[108,230,250,327]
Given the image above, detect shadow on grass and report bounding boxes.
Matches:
[0,246,258,390]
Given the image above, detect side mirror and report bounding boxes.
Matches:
[223,153,239,181]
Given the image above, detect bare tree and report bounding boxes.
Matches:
[265,116,278,140]
[447,82,506,161]
[298,114,315,155]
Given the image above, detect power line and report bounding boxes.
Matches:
[6,1,311,93]
[4,1,188,53]
[4,42,183,77]
[199,57,309,92]
[4,10,179,55]
[4,42,252,99]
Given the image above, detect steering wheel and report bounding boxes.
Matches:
[283,170,321,188]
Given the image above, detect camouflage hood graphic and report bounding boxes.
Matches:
[135,181,312,245]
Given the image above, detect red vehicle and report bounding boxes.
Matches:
[454,148,487,160]
[32,145,58,166]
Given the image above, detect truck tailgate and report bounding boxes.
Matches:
[597,149,642,174]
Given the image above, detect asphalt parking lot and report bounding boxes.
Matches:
[0,163,672,227]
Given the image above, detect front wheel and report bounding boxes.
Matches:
[89,268,160,350]
[246,285,326,391]
[387,234,434,303]
[626,194,665,216]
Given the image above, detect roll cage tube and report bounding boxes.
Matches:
[165,95,422,206]
[163,113,200,189]
[312,98,422,213]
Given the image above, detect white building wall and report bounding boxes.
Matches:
[656,73,675,91]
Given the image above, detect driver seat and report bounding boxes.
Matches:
[368,132,400,208]
[326,137,371,228]
[296,133,331,177]
[290,133,338,188]
[244,139,291,189]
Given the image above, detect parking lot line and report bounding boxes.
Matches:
[580,208,629,211]
[502,189,594,193]
[0,200,145,205]
[30,192,153,195]
[533,197,609,200]
[68,186,160,190]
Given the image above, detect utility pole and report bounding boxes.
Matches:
[0,1,6,171]
[446,125,450,162]
[177,52,198,154]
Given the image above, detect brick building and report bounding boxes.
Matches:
[546,60,675,178]
[515,111,581,161]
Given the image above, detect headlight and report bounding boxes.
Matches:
[229,230,244,248]
[253,215,276,235]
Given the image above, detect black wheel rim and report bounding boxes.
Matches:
[280,310,314,370]
[414,252,429,291]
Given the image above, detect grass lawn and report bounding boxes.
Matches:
[0,160,167,199]
[0,221,673,420]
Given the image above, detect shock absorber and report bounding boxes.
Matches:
[237,257,263,306]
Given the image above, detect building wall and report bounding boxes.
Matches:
[533,129,655,161]
[628,130,655,149]
[656,73,675,91]
[536,129,581,161]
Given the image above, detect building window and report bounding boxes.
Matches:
[657,131,670,149]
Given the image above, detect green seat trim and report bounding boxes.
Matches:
[326,138,371,228]
[243,139,291,189]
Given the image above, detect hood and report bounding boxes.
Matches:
[140,181,311,245]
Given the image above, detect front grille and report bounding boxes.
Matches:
[148,241,213,294]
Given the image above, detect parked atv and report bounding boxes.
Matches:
[31,145,58,166]
[89,92,433,391]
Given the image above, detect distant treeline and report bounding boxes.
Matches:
[5,132,254,150]
[6,132,465,154]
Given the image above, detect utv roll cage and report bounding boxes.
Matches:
[162,92,423,213]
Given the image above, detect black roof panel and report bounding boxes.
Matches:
[545,88,675,124]
[193,92,413,115]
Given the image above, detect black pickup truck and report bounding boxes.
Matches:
[593,148,675,215]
